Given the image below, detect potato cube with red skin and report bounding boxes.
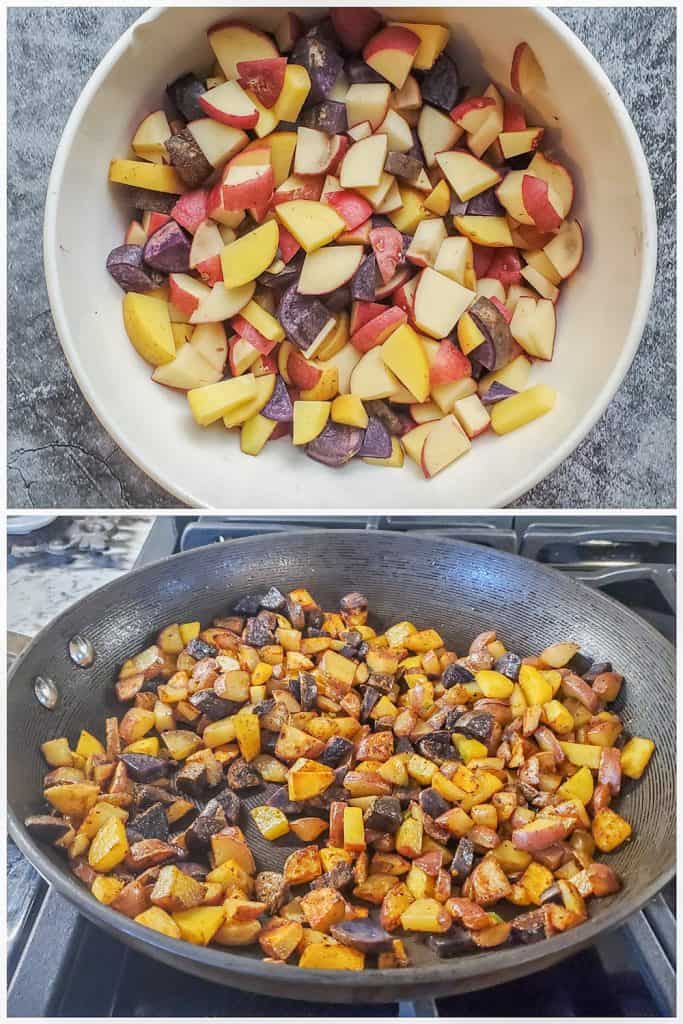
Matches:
[571,862,621,899]
[300,886,346,932]
[284,846,323,885]
[259,917,304,960]
[211,829,256,874]
[151,865,207,912]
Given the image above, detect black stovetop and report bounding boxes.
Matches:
[7,516,676,1017]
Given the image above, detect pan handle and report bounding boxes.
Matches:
[569,565,676,612]
[7,631,32,665]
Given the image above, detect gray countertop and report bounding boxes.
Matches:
[7,7,675,509]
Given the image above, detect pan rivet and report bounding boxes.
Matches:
[68,635,95,668]
[34,676,59,710]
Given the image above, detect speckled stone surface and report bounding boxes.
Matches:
[7,7,676,509]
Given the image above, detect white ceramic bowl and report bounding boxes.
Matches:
[45,6,656,509]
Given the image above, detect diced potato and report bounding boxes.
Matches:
[404,629,443,653]
[395,815,423,859]
[452,735,488,764]
[284,846,323,885]
[353,873,399,905]
[203,717,237,748]
[92,875,125,905]
[518,664,553,706]
[211,829,256,874]
[620,737,655,779]
[385,621,417,647]
[400,898,451,933]
[124,736,160,755]
[79,801,128,839]
[214,919,262,946]
[343,805,366,852]
[319,650,357,686]
[475,670,514,699]
[540,642,580,668]
[380,882,414,931]
[490,384,556,435]
[559,741,602,770]
[542,699,575,735]
[288,757,335,800]
[44,783,100,818]
[406,864,434,900]
[320,847,352,872]
[519,862,554,905]
[299,944,365,970]
[490,839,532,874]
[75,730,105,758]
[152,864,207,912]
[119,707,156,745]
[135,905,182,938]
[407,754,438,786]
[88,816,129,872]
[162,729,203,760]
[234,712,260,762]
[300,886,346,932]
[260,918,303,960]
[173,906,226,945]
[250,805,290,841]
[592,808,632,853]
[206,858,254,894]
[557,765,594,805]
[41,737,73,768]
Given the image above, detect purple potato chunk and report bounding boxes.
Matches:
[106,245,160,292]
[188,688,240,720]
[442,663,474,686]
[494,651,522,679]
[419,787,450,820]
[300,100,348,134]
[363,795,402,833]
[325,285,351,312]
[511,909,550,944]
[143,221,191,273]
[358,416,392,459]
[420,54,460,113]
[278,284,335,352]
[128,188,177,213]
[346,58,385,85]
[351,253,378,300]
[416,731,452,764]
[384,151,424,185]
[363,399,405,436]
[24,815,71,844]
[466,187,504,217]
[452,711,494,743]
[320,735,354,768]
[262,376,294,422]
[118,754,173,782]
[449,835,475,882]
[130,802,170,842]
[428,926,475,957]
[259,251,304,289]
[291,27,344,103]
[407,127,425,165]
[166,73,206,122]
[330,919,393,953]
[305,421,364,467]
[469,296,514,370]
[481,382,518,405]
[165,129,213,189]
[469,336,497,372]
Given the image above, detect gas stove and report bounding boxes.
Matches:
[7,515,676,1017]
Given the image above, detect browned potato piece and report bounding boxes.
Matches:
[151,864,207,912]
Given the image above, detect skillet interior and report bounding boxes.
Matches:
[7,531,676,1002]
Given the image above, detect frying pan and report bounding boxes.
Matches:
[7,531,676,1004]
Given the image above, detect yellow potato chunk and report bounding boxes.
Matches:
[620,737,655,779]
[592,808,632,853]
[92,875,125,905]
[292,401,331,445]
[475,670,514,699]
[331,394,369,429]
[88,816,129,872]
[123,293,175,367]
[490,384,557,435]
[135,906,182,938]
[400,898,451,933]
[276,201,345,253]
[250,805,290,840]
[173,906,226,945]
[108,158,186,193]
[221,220,279,288]
[382,324,430,404]
[41,737,73,767]
[188,374,257,427]
[299,944,365,970]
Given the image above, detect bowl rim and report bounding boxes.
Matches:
[43,6,658,510]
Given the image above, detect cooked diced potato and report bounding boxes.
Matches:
[211,829,256,874]
[519,862,555,905]
[214,919,262,946]
[300,887,346,932]
[475,670,514,699]
[518,665,554,706]
[250,805,290,841]
[451,735,488,764]
[400,897,451,933]
[288,757,335,800]
[260,918,303,960]
[92,875,125,905]
[395,815,423,859]
[173,905,226,945]
[203,717,237,748]
[353,873,399,905]
[557,765,594,805]
[559,741,602,770]
[75,730,105,758]
[592,808,632,852]
[79,801,128,839]
[404,629,443,653]
[119,708,156,745]
[620,736,655,779]
[88,816,129,872]
[299,944,365,970]
[284,846,323,885]
[44,782,100,818]
[41,737,73,768]
[152,865,207,912]
[135,905,182,938]
[206,858,254,895]
[162,729,202,760]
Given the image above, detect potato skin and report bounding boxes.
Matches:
[165,130,213,189]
